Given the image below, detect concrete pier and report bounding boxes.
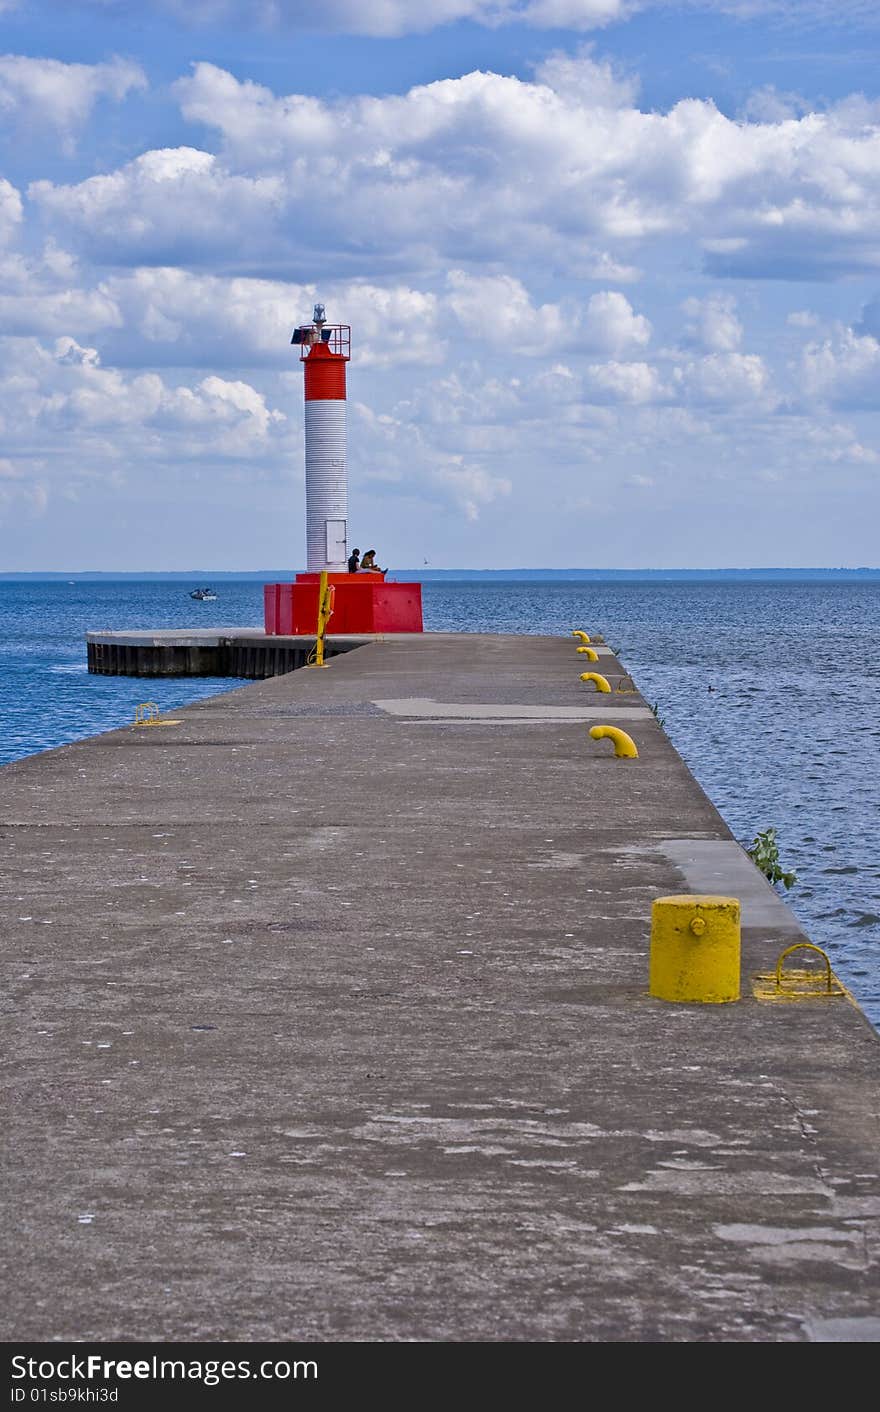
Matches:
[86,629,366,677]
[4,633,879,1342]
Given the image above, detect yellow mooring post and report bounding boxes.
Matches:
[579,671,611,693]
[650,895,741,1003]
[308,570,334,669]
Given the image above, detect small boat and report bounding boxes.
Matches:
[189,587,217,601]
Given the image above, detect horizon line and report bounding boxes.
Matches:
[2,566,880,578]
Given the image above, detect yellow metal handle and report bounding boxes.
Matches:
[571,630,592,643]
[577,646,599,660]
[775,943,834,993]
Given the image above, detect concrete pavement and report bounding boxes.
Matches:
[3,632,879,1342]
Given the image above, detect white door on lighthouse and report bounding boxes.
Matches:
[325,519,347,564]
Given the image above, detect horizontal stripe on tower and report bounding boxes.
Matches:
[304,344,347,400]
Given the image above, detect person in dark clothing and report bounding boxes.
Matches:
[347,548,360,573]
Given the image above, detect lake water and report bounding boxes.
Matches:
[1,577,878,1029]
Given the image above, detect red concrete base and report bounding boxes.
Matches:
[264,573,423,635]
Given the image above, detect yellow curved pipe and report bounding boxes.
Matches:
[576,646,599,661]
[571,630,592,643]
[589,724,639,758]
[579,672,611,693]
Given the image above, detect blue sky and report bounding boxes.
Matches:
[1,1,879,570]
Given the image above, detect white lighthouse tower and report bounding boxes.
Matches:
[292,303,351,572]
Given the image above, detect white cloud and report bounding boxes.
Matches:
[587,360,667,402]
[428,459,512,520]
[0,248,122,338]
[0,177,22,245]
[802,327,880,408]
[675,351,773,404]
[739,87,814,125]
[446,271,566,349]
[155,64,880,282]
[803,420,879,465]
[534,44,639,106]
[92,269,442,368]
[100,267,303,361]
[0,334,288,454]
[0,54,146,148]
[682,294,742,351]
[30,149,284,265]
[582,290,651,353]
[55,336,102,368]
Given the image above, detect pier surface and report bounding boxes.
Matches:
[4,633,880,1343]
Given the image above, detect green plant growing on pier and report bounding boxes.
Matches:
[746,827,797,890]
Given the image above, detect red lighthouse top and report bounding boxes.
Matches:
[291,302,350,362]
[293,305,351,401]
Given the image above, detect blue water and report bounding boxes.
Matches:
[2,578,879,1029]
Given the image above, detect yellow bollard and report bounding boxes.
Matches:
[576,646,599,660]
[650,895,740,1003]
[571,630,592,643]
[589,724,638,758]
[579,672,611,693]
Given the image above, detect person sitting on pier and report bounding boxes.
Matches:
[347,547,360,573]
[360,549,384,574]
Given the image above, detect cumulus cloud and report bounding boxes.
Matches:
[30,149,284,266]
[0,245,122,338]
[155,64,880,282]
[534,44,639,106]
[581,290,651,352]
[0,178,22,245]
[682,294,742,351]
[586,359,667,402]
[87,270,442,368]
[802,327,880,408]
[427,458,512,520]
[0,333,286,457]
[19,61,880,285]
[674,351,773,405]
[0,54,146,148]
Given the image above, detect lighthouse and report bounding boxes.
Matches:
[262,303,423,638]
[293,304,351,572]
